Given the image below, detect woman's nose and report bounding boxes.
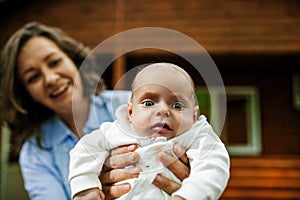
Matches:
[44,70,59,86]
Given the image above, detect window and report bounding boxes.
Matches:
[293,72,300,110]
[196,86,262,155]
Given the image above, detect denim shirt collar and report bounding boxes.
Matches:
[83,95,114,135]
[42,95,113,148]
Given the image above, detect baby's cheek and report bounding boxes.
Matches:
[132,113,149,126]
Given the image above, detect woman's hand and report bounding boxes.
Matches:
[153,144,190,195]
[99,144,140,200]
[73,188,105,200]
[99,143,190,199]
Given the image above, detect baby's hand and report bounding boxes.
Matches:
[73,188,105,200]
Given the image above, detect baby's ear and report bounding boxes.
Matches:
[128,101,133,122]
[193,105,199,122]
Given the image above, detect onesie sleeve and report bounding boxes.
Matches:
[68,124,111,198]
[172,118,230,200]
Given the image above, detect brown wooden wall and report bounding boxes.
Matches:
[0,0,300,156]
[216,54,300,155]
[1,0,300,53]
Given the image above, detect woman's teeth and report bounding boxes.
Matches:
[51,83,68,98]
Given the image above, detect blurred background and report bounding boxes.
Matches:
[0,0,299,199]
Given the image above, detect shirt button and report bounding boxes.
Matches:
[62,146,69,153]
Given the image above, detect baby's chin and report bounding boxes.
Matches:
[134,127,179,140]
[148,132,178,140]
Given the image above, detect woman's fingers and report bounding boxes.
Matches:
[100,167,140,199]
[102,143,189,198]
[105,144,139,169]
[110,144,137,156]
[100,167,140,185]
[100,144,140,199]
[105,152,140,169]
[74,188,105,200]
[102,184,131,200]
[153,145,190,195]
[152,174,181,195]
[173,144,189,165]
[157,147,190,181]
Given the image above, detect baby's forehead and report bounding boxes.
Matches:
[132,63,193,89]
[132,63,195,100]
[136,63,186,76]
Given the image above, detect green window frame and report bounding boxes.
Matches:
[196,86,262,155]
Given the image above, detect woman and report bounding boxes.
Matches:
[0,22,190,200]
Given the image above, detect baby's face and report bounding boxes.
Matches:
[128,65,198,139]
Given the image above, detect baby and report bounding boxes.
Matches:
[69,63,230,200]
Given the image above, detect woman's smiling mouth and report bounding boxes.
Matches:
[50,82,70,98]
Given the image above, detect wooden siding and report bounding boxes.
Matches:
[0,0,300,53]
[221,156,300,200]
[0,0,299,156]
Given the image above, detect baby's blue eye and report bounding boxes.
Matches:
[142,101,154,107]
[172,103,184,110]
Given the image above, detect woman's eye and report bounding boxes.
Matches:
[27,73,40,84]
[142,101,154,107]
[172,102,184,110]
[49,58,61,68]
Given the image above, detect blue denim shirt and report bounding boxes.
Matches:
[19,90,131,200]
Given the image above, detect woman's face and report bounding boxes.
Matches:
[17,36,83,115]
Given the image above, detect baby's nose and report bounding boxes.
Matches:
[155,102,170,116]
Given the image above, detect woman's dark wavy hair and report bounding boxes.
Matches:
[0,22,105,154]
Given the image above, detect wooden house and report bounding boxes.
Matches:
[0,0,299,199]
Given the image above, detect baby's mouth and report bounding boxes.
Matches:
[50,82,70,98]
[151,123,172,132]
